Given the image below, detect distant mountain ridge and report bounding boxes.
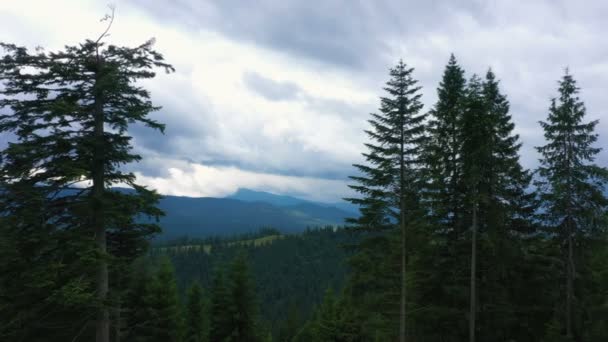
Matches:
[153,189,357,240]
[227,188,359,214]
[50,187,357,240]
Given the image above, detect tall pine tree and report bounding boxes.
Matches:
[209,266,233,342]
[412,54,469,340]
[226,253,260,342]
[346,60,426,341]
[0,14,173,340]
[185,282,207,342]
[536,71,608,340]
[146,257,184,342]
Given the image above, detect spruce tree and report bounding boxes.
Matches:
[424,54,467,232]
[346,60,426,341]
[412,54,469,340]
[0,13,173,341]
[460,74,489,342]
[535,71,608,340]
[209,267,232,342]
[226,253,260,342]
[477,69,538,341]
[185,282,206,342]
[123,259,155,342]
[147,257,183,342]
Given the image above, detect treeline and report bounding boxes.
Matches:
[311,56,608,341]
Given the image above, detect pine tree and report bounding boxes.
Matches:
[536,70,608,340]
[226,253,260,342]
[459,70,537,341]
[147,257,183,342]
[345,60,426,341]
[308,288,361,342]
[460,74,489,342]
[476,69,538,340]
[0,14,172,340]
[123,259,155,342]
[411,54,469,340]
[185,282,206,342]
[209,267,232,342]
[424,54,467,232]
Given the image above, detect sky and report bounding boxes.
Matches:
[0,0,607,202]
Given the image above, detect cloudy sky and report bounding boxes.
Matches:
[1,0,607,202]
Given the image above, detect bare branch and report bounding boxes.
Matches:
[95,4,116,46]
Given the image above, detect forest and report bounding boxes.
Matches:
[0,15,607,342]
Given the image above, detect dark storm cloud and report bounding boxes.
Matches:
[127,0,482,70]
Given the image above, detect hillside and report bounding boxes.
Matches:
[154,190,355,240]
[149,227,360,337]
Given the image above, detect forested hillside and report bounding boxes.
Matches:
[1,8,607,342]
[145,227,357,340]
[153,192,353,239]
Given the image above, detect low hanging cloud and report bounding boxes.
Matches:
[133,157,354,203]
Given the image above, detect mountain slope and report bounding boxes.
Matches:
[155,194,353,240]
[228,188,359,214]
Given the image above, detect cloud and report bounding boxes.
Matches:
[1,0,607,202]
[243,71,302,101]
[133,156,354,202]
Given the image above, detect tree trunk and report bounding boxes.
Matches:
[399,132,407,342]
[115,302,122,342]
[566,222,574,339]
[469,204,477,342]
[93,59,110,342]
[400,207,407,342]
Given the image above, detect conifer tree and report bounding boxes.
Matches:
[424,54,467,231]
[209,267,232,342]
[460,74,489,342]
[0,12,173,341]
[412,54,469,340]
[459,70,536,341]
[226,253,260,342]
[185,282,206,342]
[123,260,155,342]
[536,71,608,340]
[147,258,183,342]
[346,60,426,342]
[476,69,537,340]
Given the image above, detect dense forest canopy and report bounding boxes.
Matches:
[1,8,607,342]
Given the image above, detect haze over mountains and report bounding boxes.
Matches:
[155,188,356,240]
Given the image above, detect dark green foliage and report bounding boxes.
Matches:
[209,267,233,342]
[123,260,155,342]
[160,227,355,338]
[226,253,259,341]
[123,257,183,342]
[185,282,207,342]
[294,288,361,342]
[146,258,184,342]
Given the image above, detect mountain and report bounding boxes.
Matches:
[154,192,355,240]
[227,188,359,214]
[52,187,356,240]
[227,188,308,207]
